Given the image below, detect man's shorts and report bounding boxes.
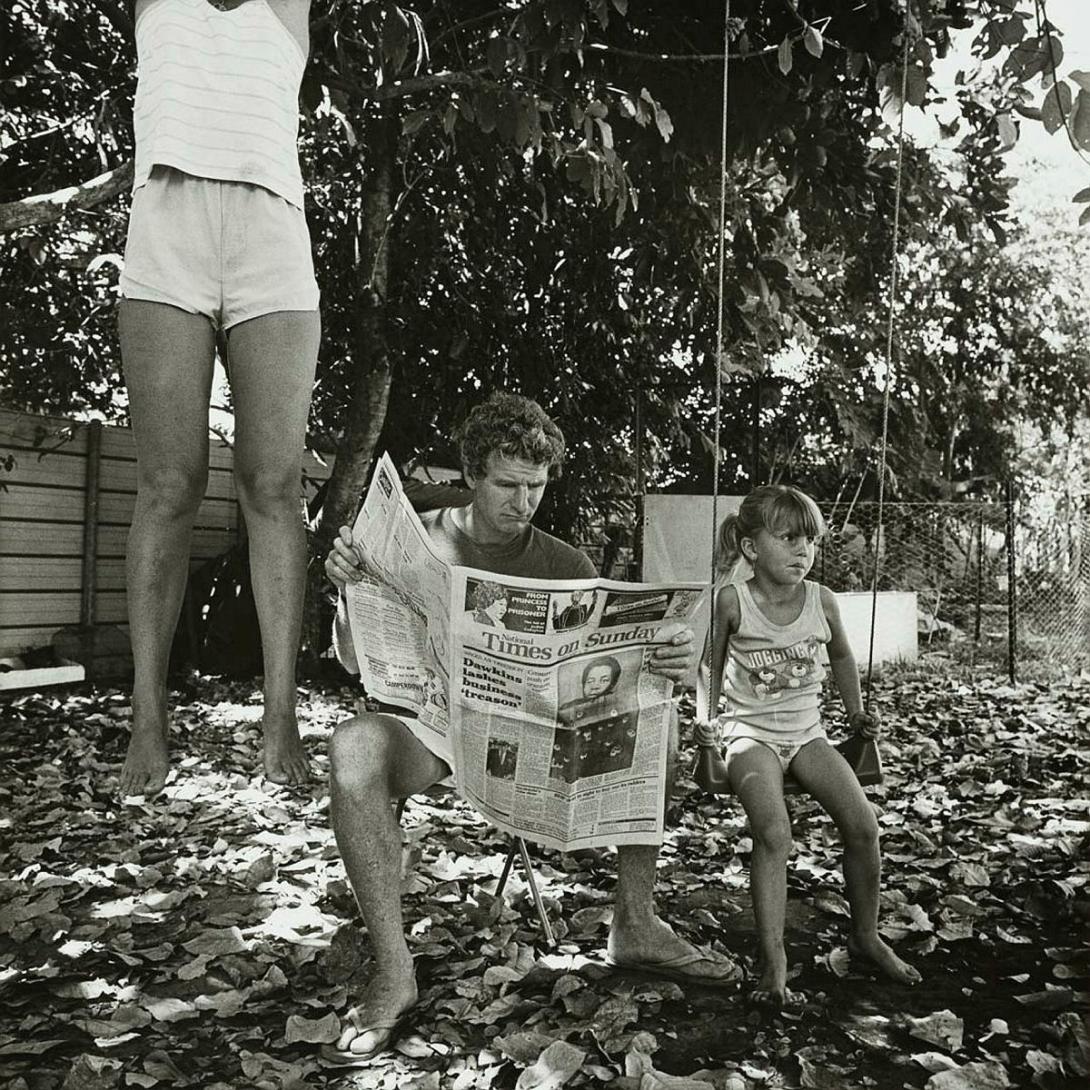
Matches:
[119,165,320,330]
[366,703,456,789]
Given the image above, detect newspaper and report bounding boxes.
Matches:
[344,454,707,852]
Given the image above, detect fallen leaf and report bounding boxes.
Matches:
[496,1031,559,1066]
[923,1060,1010,1089]
[140,997,198,1024]
[283,1012,340,1044]
[906,1010,964,1051]
[591,995,639,1042]
[181,927,247,956]
[515,1040,587,1090]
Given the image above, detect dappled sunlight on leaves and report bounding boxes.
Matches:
[0,671,1087,1088]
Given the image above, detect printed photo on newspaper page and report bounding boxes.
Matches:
[344,453,454,765]
[450,572,707,851]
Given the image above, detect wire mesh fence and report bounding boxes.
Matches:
[813,497,1090,675]
[1014,507,1090,672]
[614,489,1088,678]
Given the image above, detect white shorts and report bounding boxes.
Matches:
[721,720,828,775]
[120,165,319,330]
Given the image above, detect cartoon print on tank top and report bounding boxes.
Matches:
[745,636,823,700]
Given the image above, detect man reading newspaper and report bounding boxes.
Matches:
[322,393,741,1064]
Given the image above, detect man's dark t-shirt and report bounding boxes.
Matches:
[418,508,596,581]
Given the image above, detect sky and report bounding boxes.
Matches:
[907,0,1090,224]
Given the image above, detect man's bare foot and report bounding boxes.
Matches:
[607,915,742,985]
[848,934,922,985]
[327,967,418,1062]
[262,712,310,785]
[120,716,170,798]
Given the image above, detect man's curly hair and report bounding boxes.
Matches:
[458,392,566,481]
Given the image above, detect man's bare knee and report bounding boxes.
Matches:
[329,714,397,800]
[330,713,448,802]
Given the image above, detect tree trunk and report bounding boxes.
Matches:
[321,114,399,542]
[301,114,399,667]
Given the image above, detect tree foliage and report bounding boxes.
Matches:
[1,0,1087,547]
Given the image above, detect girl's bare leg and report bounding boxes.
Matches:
[728,739,796,1004]
[226,309,320,784]
[791,739,921,985]
[119,300,217,796]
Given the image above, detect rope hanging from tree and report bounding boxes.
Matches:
[696,6,914,794]
[866,27,912,705]
[708,0,732,680]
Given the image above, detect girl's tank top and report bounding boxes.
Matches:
[721,579,831,735]
[133,0,306,208]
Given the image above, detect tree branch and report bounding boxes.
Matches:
[323,67,491,102]
[585,29,847,64]
[0,161,134,233]
[430,7,512,48]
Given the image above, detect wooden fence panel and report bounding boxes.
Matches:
[0,409,332,664]
[0,590,129,628]
[1,524,231,560]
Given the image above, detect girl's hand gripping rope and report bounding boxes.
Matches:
[692,718,732,794]
[848,710,880,739]
[693,718,720,748]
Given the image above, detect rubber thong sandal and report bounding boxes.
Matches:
[603,946,744,989]
[318,1010,415,1069]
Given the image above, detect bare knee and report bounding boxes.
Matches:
[235,462,301,521]
[752,818,794,862]
[137,464,207,521]
[329,715,395,800]
[841,808,880,854]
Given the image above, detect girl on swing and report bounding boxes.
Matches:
[695,485,920,1008]
[118,0,319,796]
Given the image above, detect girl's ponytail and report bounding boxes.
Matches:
[714,514,743,579]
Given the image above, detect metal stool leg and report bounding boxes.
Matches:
[494,838,555,947]
[495,840,518,897]
[516,837,555,947]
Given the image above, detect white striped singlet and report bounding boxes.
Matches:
[132,0,306,208]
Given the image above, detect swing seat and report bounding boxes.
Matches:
[693,733,882,796]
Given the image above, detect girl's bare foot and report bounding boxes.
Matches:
[750,948,803,1009]
[848,934,922,985]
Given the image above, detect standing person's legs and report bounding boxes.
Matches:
[226,310,320,784]
[607,709,741,985]
[119,300,217,797]
[328,713,450,1058]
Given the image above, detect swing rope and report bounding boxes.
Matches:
[865,28,912,707]
[708,0,732,682]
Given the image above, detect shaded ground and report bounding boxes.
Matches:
[0,667,1087,1090]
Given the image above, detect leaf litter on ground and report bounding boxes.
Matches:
[0,670,1087,1088]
